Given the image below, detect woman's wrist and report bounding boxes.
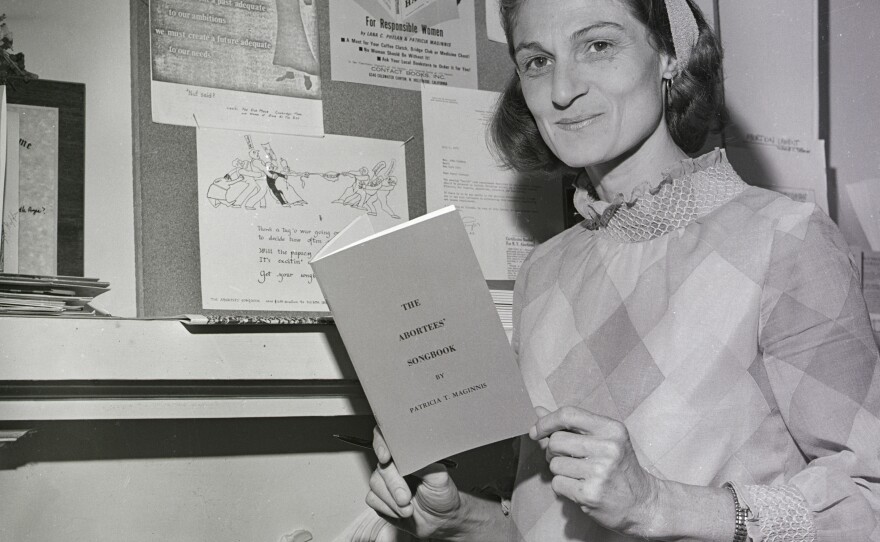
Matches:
[640,479,735,542]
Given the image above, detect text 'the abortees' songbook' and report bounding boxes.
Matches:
[310,206,535,475]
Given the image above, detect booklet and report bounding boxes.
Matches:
[310,206,535,474]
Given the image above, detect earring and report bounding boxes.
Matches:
[663,76,674,112]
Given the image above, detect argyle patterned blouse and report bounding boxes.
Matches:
[509,150,880,541]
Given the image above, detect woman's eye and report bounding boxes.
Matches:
[523,56,552,72]
[587,41,612,53]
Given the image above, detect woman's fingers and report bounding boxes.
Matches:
[530,405,621,441]
[367,459,413,516]
[365,487,404,519]
[372,426,392,464]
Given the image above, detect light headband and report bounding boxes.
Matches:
[664,0,699,72]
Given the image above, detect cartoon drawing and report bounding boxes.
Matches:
[276,158,308,207]
[206,157,264,208]
[207,136,401,220]
[359,160,400,219]
[331,166,372,206]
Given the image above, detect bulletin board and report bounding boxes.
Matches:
[130,0,524,318]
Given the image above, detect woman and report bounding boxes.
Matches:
[355,0,880,540]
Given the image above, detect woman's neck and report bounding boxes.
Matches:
[586,128,688,202]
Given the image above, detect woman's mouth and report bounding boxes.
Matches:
[556,114,602,131]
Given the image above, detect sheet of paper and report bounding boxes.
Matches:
[844,179,880,251]
[7,105,58,276]
[719,0,818,141]
[0,86,5,264]
[329,0,478,90]
[149,0,323,136]
[485,0,505,44]
[2,110,19,273]
[726,139,828,212]
[197,129,408,311]
[862,251,880,332]
[421,85,564,280]
[719,0,825,207]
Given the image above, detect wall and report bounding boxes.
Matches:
[2,1,878,540]
[827,0,880,250]
[6,0,137,316]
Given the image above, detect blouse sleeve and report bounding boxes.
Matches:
[756,207,880,541]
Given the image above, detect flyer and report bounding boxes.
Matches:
[150,0,324,135]
[197,129,408,312]
[421,85,563,280]
[329,0,478,90]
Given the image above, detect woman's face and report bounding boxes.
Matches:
[512,0,670,168]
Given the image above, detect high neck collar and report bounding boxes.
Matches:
[573,148,748,243]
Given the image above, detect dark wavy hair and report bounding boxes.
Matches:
[490,0,724,172]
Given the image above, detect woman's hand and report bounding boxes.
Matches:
[365,427,464,540]
[530,406,662,537]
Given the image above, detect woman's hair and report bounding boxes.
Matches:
[490,0,724,172]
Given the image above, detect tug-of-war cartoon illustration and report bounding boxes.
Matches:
[206,136,401,219]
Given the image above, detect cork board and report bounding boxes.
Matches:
[131,0,518,318]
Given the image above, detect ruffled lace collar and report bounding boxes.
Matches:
[572,149,747,243]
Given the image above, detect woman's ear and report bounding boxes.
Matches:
[659,52,679,80]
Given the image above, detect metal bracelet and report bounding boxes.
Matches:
[724,483,748,542]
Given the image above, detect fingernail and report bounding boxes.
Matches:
[528,426,537,440]
[394,487,409,505]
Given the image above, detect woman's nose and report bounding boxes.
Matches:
[551,59,588,109]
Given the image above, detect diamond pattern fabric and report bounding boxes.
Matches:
[509,150,880,541]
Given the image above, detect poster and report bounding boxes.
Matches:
[197,129,408,312]
[2,106,57,276]
[421,85,563,280]
[329,0,478,90]
[150,0,324,135]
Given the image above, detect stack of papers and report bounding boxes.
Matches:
[488,280,514,331]
[0,273,110,316]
